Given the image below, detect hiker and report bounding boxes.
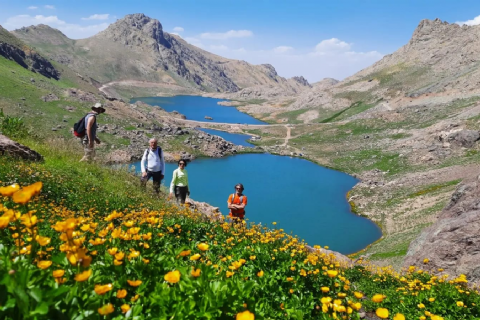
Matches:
[140,138,165,194]
[169,159,190,204]
[228,183,247,223]
[80,103,105,162]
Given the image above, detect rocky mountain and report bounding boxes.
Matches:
[0,25,59,79]
[12,14,310,94]
[284,18,480,115]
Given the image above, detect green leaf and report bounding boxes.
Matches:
[133,304,143,316]
[51,253,67,265]
[29,287,43,302]
[13,286,30,311]
[31,301,49,315]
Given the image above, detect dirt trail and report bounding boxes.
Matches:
[99,80,196,96]
[281,125,291,146]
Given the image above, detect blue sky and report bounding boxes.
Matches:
[1,0,480,82]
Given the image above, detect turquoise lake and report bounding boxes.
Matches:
[131,95,266,125]
[132,95,382,254]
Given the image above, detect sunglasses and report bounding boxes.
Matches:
[235,187,242,190]
[179,163,186,166]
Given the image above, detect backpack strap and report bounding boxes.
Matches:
[230,194,243,204]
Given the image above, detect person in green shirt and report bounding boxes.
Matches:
[169,159,190,204]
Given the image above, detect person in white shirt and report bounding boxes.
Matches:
[140,138,165,194]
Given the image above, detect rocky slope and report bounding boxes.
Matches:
[0,25,59,79]
[403,173,480,286]
[12,14,310,95]
[261,18,480,123]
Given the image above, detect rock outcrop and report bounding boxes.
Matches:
[0,25,59,79]
[403,173,480,285]
[447,130,480,148]
[0,134,43,161]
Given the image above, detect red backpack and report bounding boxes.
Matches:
[73,113,94,138]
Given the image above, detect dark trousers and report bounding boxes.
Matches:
[141,171,162,194]
[175,186,188,204]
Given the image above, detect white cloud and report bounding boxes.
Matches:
[27,6,38,10]
[204,38,383,82]
[456,15,480,26]
[44,5,55,9]
[274,46,293,54]
[173,26,184,32]
[81,14,110,21]
[200,29,253,40]
[210,44,229,51]
[3,14,109,39]
[314,38,351,54]
[185,37,204,48]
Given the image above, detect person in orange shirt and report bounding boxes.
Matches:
[228,183,247,223]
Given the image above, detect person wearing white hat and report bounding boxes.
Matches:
[80,102,106,162]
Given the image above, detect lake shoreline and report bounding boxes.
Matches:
[127,94,383,254]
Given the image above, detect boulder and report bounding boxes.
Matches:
[403,174,480,285]
[447,130,480,148]
[185,198,223,221]
[41,93,59,102]
[0,134,43,161]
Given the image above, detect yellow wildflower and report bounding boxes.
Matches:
[94,284,113,295]
[393,314,405,320]
[372,294,386,303]
[376,308,389,319]
[191,268,201,277]
[37,260,52,270]
[117,289,127,299]
[197,243,209,251]
[164,270,181,283]
[236,310,254,320]
[327,270,338,278]
[127,280,142,287]
[0,183,20,196]
[179,250,191,257]
[74,269,92,282]
[98,303,114,315]
[190,253,201,261]
[52,269,65,278]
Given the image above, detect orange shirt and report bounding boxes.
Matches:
[228,194,247,217]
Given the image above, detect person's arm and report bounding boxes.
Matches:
[227,194,238,210]
[169,170,177,194]
[86,116,95,148]
[236,196,247,209]
[160,149,165,179]
[184,170,190,196]
[140,150,148,177]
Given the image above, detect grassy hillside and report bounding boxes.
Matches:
[1,140,480,319]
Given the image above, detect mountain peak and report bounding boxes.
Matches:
[410,18,464,44]
[98,13,168,47]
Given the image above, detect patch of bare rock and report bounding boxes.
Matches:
[403,171,480,286]
[0,134,43,161]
